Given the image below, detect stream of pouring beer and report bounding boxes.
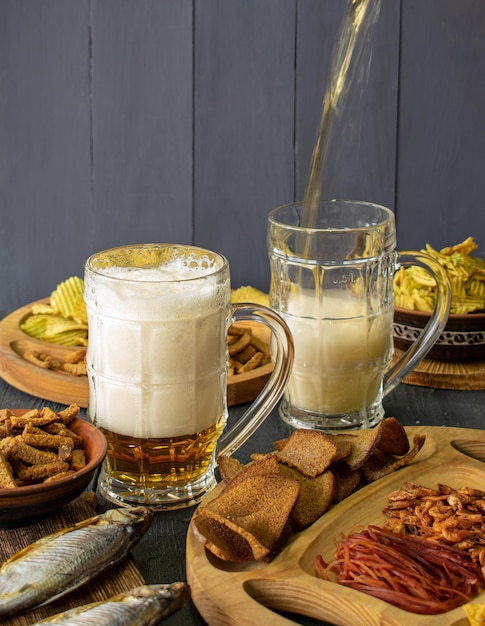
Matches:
[301,0,382,232]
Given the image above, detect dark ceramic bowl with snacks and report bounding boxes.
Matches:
[0,411,106,527]
[393,308,485,362]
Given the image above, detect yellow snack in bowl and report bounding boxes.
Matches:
[230,286,269,307]
[394,236,485,314]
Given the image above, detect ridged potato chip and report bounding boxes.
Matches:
[21,314,88,346]
[50,276,87,324]
[21,277,88,346]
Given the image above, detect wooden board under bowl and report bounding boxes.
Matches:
[187,425,485,626]
[0,300,273,409]
[390,346,485,390]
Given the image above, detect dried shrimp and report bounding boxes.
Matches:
[382,482,485,571]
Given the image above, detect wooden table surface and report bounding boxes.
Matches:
[1,324,484,625]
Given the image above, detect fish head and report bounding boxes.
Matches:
[105,506,154,535]
[131,583,191,616]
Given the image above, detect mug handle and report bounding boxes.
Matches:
[216,303,294,458]
[384,250,451,396]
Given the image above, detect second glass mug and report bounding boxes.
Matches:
[267,200,451,432]
[84,244,293,509]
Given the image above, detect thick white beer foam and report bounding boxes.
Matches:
[85,257,230,438]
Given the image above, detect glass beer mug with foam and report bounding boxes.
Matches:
[84,244,293,509]
[268,200,451,432]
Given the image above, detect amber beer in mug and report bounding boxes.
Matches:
[84,244,293,509]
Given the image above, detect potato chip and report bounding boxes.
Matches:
[464,602,485,626]
[50,276,87,324]
[22,276,89,346]
[394,237,485,314]
[20,315,50,339]
[22,318,88,346]
[31,302,57,315]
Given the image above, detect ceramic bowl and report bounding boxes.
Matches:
[393,307,485,361]
[0,413,106,527]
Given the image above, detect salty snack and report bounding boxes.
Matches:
[0,506,153,618]
[382,482,485,567]
[0,404,88,487]
[315,480,485,615]
[274,429,339,478]
[394,236,485,314]
[276,462,336,530]
[228,287,273,380]
[28,583,190,625]
[192,471,299,562]
[22,347,87,377]
[0,452,16,488]
[230,285,270,307]
[315,525,482,614]
[192,417,425,562]
[465,603,485,626]
[21,276,88,346]
[227,322,272,377]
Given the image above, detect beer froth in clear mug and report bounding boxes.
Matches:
[84,244,293,509]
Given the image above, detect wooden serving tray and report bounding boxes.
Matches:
[0,300,274,409]
[0,497,145,626]
[186,425,485,625]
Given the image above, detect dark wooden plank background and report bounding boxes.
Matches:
[1,0,484,310]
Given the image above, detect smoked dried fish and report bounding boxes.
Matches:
[28,583,190,625]
[0,506,153,618]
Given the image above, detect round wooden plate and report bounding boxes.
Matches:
[186,425,485,626]
[0,300,89,407]
[0,301,274,409]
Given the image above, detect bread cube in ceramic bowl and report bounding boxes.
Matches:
[0,412,106,527]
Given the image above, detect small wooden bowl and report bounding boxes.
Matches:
[0,412,106,527]
[393,307,485,361]
[226,321,274,407]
